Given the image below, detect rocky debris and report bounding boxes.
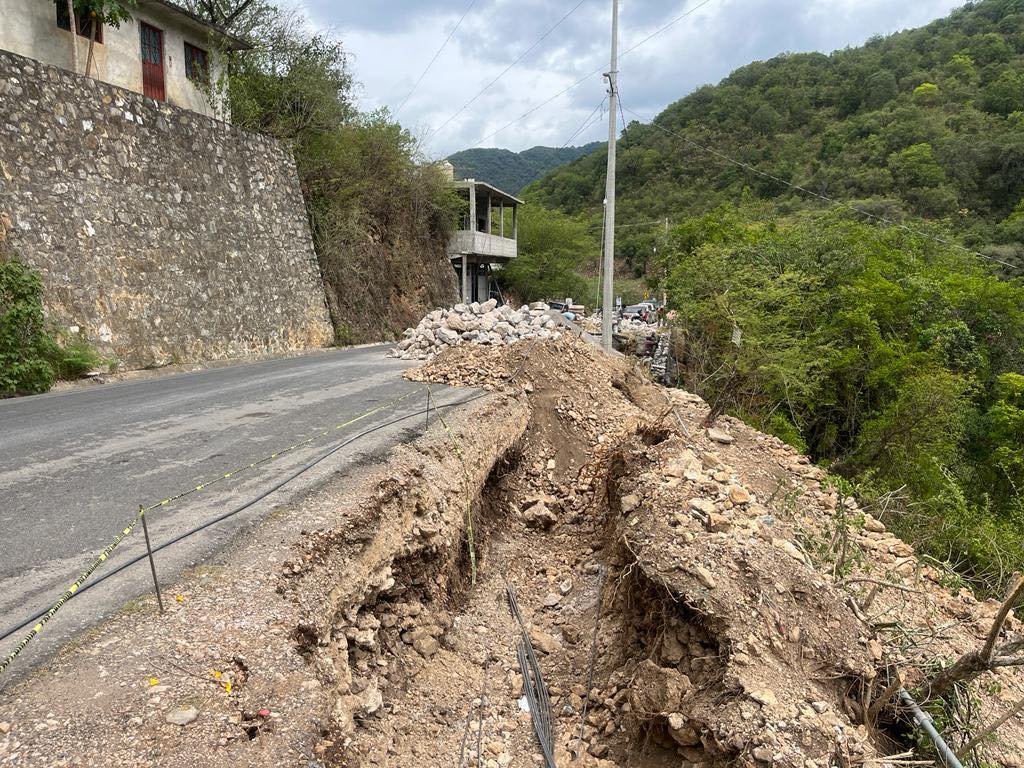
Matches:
[165,706,199,726]
[6,310,1024,768]
[521,495,559,529]
[389,300,563,360]
[706,427,735,444]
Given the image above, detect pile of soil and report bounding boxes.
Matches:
[314,334,1024,767]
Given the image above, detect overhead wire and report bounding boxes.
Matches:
[468,0,717,148]
[620,104,1017,269]
[394,0,480,116]
[424,0,592,144]
[560,96,607,148]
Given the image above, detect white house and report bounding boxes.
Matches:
[0,0,248,119]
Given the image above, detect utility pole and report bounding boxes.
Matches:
[662,217,669,307]
[601,0,619,351]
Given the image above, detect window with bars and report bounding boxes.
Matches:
[184,42,210,85]
[54,1,103,43]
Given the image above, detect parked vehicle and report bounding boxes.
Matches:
[621,304,651,322]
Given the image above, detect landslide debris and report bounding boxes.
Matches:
[389,300,564,360]
[3,333,1022,768]
[310,332,1023,767]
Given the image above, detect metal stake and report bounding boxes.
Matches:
[425,386,431,430]
[139,506,164,614]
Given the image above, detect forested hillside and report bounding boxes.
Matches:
[531,0,1024,277]
[448,143,601,193]
[509,0,1024,593]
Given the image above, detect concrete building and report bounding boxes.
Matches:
[0,0,248,119]
[448,175,523,304]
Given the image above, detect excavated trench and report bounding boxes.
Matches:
[311,450,719,766]
[282,338,896,767]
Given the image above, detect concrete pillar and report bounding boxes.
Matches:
[462,255,469,302]
[512,205,519,241]
[468,182,476,232]
[486,196,492,234]
[500,200,505,237]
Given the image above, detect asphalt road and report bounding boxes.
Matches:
[0,345,469,683]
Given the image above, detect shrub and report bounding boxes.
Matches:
[662,206,1024,593]
[0,252,105,396]
[0,256,55,395]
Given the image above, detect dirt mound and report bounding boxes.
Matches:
[313,333,1021,768]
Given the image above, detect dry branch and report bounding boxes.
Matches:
[923,575,1024,699]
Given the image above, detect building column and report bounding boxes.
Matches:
[468,182,477,232]
[512,205,519,240]
[462,255,469,302]
[486,196,492,234]
[500,200,505,237]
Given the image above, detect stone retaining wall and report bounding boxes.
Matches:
[0,48,333,367]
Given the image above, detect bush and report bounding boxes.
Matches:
[0,257,55,395]
[662,205,1024,593]
[0,254,105,396]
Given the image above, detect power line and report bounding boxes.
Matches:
[617,0,715,60]
[621,104,1017,270]
[425,0,592,144]
[468,0,716,148]
[587,217,669,230]
[560,96,607,148]
[471,70,604,149]
[394,0,480,116]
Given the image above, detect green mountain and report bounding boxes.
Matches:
[530,0,1024,276]
[510,0,1024,593]
[448,143,602,194]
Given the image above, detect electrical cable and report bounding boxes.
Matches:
[394,0,480,116]
[468,0,717,148]
[0,392,488,648]
[425,0,592,144]
[621,104,1017,270]
[559,96,606,149]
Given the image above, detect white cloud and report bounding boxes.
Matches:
[297,0,966,156]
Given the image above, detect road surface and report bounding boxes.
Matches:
[0,345,468,682]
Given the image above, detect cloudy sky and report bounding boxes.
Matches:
[295,0,965,158]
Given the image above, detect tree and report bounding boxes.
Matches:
[65,0,79,73]
[499,207,596,304]
[982,69,1024,114]
[888,143,947,189]
[656,205,1024,591]
[75,0,135,77]
[912,81,941,104]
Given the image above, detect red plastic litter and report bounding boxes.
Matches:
[258,708,271,718]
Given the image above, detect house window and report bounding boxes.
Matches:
[184,42,209,85]
[55,1,103,43]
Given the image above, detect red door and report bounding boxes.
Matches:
[140,23,165,101]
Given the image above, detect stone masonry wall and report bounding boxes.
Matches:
[0,49,333,367]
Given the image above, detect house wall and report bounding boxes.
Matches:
[0,0,227,118]
[0,48,334,367]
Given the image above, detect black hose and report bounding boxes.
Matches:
[0,392,487,645]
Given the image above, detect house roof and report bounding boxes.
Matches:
[453,179,525,206]
[139,0,252,51]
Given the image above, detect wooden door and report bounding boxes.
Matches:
[140,23,165,101]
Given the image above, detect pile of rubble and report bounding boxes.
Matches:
[580,315,656,336]
[388,300,562,360]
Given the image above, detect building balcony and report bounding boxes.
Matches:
[448,229,518,262]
